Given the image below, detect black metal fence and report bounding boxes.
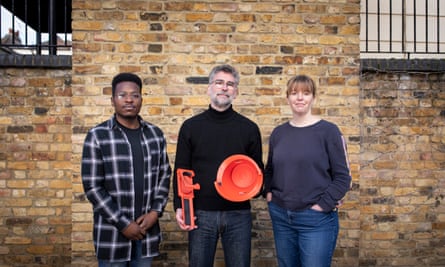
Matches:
[0,0,443,60]
[361,0,444,58]
[0,0,72,56]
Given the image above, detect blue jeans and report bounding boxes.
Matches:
[188,209,252,267]
[98,240,153,267]
[268,202,339,267]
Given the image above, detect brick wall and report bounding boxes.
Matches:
[70,1,361,266]
[359,71,445,266]
[0,68,72,266]
[1,69,443,267]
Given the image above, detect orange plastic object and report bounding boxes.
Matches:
[214,154,263,202]
[177,168,200,228]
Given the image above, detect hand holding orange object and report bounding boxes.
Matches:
[177,169,200,228]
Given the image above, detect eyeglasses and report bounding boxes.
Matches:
[115,92,141,100]
[211,79,236,90]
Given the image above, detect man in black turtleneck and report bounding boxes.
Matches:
[173,64,264,267]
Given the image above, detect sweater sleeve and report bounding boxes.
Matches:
[248,123,264,197]
[263,131,275,197]
[172,122,192,211]
[317,128,352,211]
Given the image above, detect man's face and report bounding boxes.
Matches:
[111,81,142,119]
[207,71,238,111]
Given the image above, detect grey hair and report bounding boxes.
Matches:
[208,64,240,85]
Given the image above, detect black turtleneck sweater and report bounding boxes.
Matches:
[173,105,264,211]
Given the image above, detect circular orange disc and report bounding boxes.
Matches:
[214,154,263,202]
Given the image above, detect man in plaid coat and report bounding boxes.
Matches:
[82,73,171,267]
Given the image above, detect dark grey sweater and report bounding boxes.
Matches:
[264,120,351,211]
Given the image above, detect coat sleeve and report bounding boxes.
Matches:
[150,132,172,216]
[81,131,131,231]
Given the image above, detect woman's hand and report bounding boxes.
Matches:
[311,204,324,212]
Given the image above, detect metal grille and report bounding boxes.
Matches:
[0,0,72,56]
[361,0,445,59]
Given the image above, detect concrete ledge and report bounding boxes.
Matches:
[361,58,445,73]
[0,54,72,69]
[1,55,444,73]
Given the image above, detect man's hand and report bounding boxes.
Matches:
[175,208,197,231]
[266,192,272,202]
[136,211,159,232]
[121,221,145,240]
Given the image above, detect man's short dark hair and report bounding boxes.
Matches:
[111,73,142,95]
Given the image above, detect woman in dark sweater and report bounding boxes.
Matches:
[173,64,264,267]
[264,75,351,267]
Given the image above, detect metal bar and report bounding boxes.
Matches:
[436,0,440,52]
[402,0,405,53]
[36,0,42,55]
[377,0,381,52]
[389,0,393,52]
[64,0,68,45]
[365,0,369,52]
[425,0,428,53]
[24,0,28,45]
[414,0,417,52]
[0,0,2,45]
[49,0,57,55]
[12,0,16,44]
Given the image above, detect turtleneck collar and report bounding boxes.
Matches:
[206,104,236,121]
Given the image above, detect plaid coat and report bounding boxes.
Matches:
[81,115,171,261]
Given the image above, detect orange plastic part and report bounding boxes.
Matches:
[214,154,263,202]
[177,169,200,228]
